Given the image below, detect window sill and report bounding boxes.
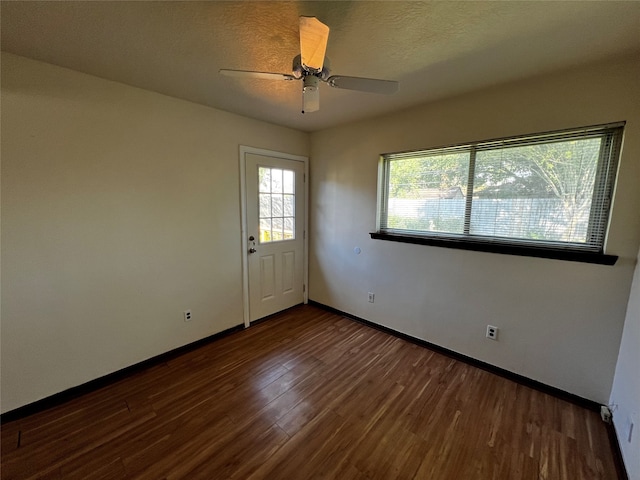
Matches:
[370,232,618,265]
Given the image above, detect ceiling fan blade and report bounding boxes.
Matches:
[327,75,398,94]
[302,76,320,113]
[299,16,329,71]
[219,69,296,81]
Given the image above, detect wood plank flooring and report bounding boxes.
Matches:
[1,305,620,479]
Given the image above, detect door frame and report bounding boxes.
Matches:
[239,145,309,328]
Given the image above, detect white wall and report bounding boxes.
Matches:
[309,53,640,404]
[0,53,309,413]
[610,247,640,480]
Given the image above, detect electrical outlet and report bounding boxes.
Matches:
[486,325,498,340]
[184,310,192,322]
[600,405,612,423]
[368,292,375,303]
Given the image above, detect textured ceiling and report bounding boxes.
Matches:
[2,1,640,132]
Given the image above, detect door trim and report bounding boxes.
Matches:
[239,146,309,328]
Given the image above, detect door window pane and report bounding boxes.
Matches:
[272,194,283,216]
[272,217,284,241]
[271,169,283,193]
[259,218,272,243]
[259,168,271,193]
[284,217,294,240]
[283,195,294,216]
[283,170,294,194]
[259,194,272,218]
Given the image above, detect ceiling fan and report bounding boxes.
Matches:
[220,16,399,113]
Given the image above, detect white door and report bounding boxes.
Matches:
[243,152,306,323]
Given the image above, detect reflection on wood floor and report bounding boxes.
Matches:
[0,304,620,479]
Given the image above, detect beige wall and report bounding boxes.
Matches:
[0,53,309,413]
[309,54,640,404]
[2,50,639,414]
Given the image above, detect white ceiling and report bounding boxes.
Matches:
[2,1,640,132]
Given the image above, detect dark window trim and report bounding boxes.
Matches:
[370,231,618,265]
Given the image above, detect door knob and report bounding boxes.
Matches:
[248,248,257,254]
[249,235,255,241]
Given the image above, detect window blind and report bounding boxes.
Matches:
[379,123,624,253]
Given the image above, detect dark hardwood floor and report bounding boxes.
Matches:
[1,305,619,479]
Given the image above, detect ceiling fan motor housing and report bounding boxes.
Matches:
[292,54,330,81]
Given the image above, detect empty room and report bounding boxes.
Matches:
[1,1,639,479]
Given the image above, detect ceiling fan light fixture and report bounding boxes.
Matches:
[303,75,319,92]
[302,75,320,113]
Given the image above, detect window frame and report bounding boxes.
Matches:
[372,123,624,265]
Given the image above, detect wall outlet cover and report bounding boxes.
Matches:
[486,325,498,340]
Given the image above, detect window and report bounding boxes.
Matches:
[374,123,624,264]
[259,167,296,243]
